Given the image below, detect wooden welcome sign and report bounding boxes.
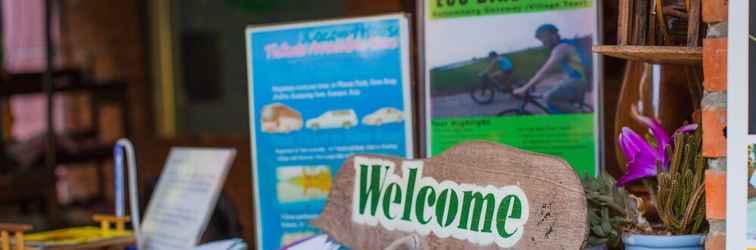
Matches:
[312,141,587,249]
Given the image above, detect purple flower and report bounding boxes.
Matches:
[616,114,698,186]
[675,123,698,135]
[617,127,662,186]
[633,113,671,167]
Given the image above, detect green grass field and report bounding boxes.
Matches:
[430,47,550,96]
[429,36,593,96]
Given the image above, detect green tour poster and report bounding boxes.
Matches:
[420,0,599,176]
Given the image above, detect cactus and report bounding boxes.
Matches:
[582,173,640,248]
[654,128,707,235]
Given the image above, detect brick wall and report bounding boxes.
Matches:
[702,0,728,249]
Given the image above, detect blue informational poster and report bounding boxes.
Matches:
[245,14,413,250]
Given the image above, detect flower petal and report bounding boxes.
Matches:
[617,150,658,186]
[618,126,661,186]
[619,127,656,162]
[619,134,639,164]
[633,113,671,169]
[674,123,698,135]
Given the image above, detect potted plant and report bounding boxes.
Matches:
[615,113,706,249]
[581,173,636,250]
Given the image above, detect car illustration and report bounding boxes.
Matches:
[260,103,303,133]
[306,109,358,130]
[362,107,404,126]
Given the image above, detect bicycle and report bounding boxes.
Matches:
[496,87,549,115]
[496,87,593,116]
[469,75,513,105]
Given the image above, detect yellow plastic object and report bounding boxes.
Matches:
[91,215,130,236]
[24,227,131,247]
[0,224,32,250]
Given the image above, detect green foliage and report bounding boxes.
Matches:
[581,173,634,248]
[654,128,707,235]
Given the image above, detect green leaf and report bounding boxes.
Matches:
[592,225,607,237]
[589,211,601,225]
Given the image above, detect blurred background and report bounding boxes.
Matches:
[0,0,624,246]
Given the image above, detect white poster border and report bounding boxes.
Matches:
[727,0,754,248]
[416,0,603,175]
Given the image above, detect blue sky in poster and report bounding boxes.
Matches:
[426,8,594,67]
[248,17,410,250]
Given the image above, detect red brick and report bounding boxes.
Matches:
[703,38,727,91]
[705,170,726,220]
[705,233,725,250]
[702,0,728,23]
[703,110,727,157]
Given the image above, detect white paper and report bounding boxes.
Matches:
[140,148,236,250]
[283,234,340,250]
[193,239,247,250]
[727,0,753,248]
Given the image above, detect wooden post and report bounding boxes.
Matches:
[687,0,702,47]
[618,0,634,45]
[115,221,125,233]
[93,215,131,235]
[13,232,22,250]
[100,220,111,235]
[648,0,658,45]
[0,224,32,250]
[1,231,9,250]
[632,0,649,45]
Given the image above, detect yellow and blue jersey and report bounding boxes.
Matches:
[558,39,588,81]
[497,56,513,72]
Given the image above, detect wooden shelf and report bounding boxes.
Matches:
[592,45,702,64]
[1,71,127,97]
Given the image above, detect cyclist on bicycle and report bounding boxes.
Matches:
[477,51,514,92]
[513,24,589,114]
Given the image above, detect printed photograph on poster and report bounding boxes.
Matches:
[428,13,594,118]
[275,165,332,203]
[749,145,756,240]
[741,142,756,246]
[246,14,414,250]
[421,0,598,175]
